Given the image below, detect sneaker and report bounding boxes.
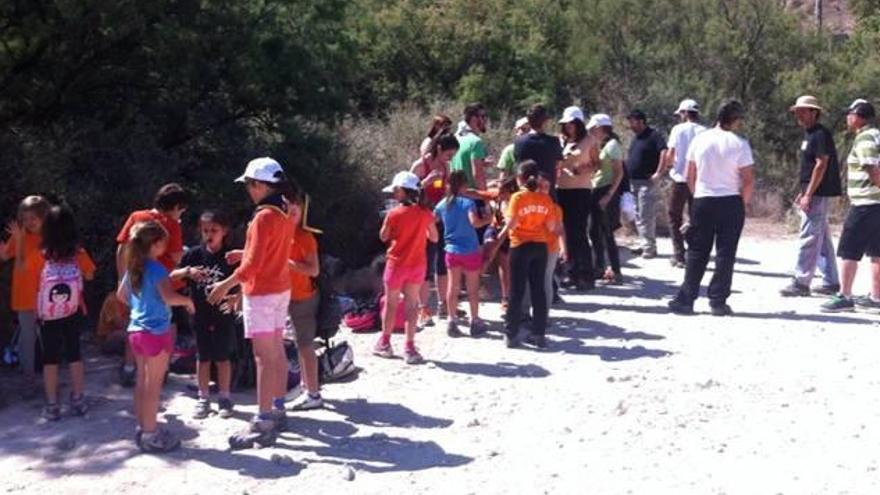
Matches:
[139,428,181,454]
[268,409,288,432]
[192,398,211,419]
[524,334,547,349]
[290,393,324,411]
[218,397,234,419]
[821,294,855,313]
[710,304,733,317]
[812,284,841,296]
[437,303,449,320]
[41,403,61,422]
[404,345,424,365]
[629,247,644,256]
[779,280,810,297]
[285,384,303,402]
[854,295,880,314]
[667,298,694,315]
[417,307,435,329]
[228,418,277,450]
[505,333,521,349]
[469,318,487,337]
[69,394,88,416]
[446,320,464,338]
[372,339,394,358]
[119,364,136,388]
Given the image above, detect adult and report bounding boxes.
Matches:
[668,100,754,316]
[420,114,453,157]
[451,103,490,190]
[780,96,842,297]
[625,109,667,258]
[514,104,564,194]
[556,106,599,289]
[497,117,531,180]
[655,99,707,267]
[410,134,460,324]
[587,113,625,284]
[820,100,880,312]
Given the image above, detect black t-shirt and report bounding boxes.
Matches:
[800,123,842,197]
[514,132,564,190]
[625,127,667,179]
[179,245,236,330]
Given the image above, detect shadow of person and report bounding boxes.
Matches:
[554,338,672,361]
[186,446,305,479]
[430,360,550,378]
[552,318,665,341]
[322,398,454,429]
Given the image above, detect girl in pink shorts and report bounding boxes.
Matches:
[374,172,438,364]
[117,220,194,454]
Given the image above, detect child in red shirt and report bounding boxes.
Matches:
[374,172,438,364]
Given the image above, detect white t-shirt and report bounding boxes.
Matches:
[686,127,754,198]
[667,121,707,182]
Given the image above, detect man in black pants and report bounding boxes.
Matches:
[668,101,755,316]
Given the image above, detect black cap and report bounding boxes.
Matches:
[626,109,647,121]
[848,100,876,120]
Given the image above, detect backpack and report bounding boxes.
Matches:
[318,340,356,383]
[37,260,83,321]
[314,259,343,340]
[343,296,380,333]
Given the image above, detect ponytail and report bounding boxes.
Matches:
[517,159,540,192]
[445,170,467,210]
[125,221,168,294]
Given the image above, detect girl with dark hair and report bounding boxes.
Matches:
[37,204,96,421]
[587,114,626,284]
[434,171,491,337]
[482,177,520,310]
[420,114,453,155]
[500,160,560,349]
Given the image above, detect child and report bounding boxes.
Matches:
[374,171,438,364]
[0,196,51,393]
[501,160,559,349]
[482,178,519,311]
[176,210,236,420]
[115,184,189,386]
[434,171,490,337]
[208,157,294,450]
[286,194,323,411]
[116,220,194,453]
[36,204,96,421]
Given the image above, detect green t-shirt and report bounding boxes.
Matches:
[451,132,488,188]
[497,143,516,176]
[846,126,880,206]
[593,138,622,189]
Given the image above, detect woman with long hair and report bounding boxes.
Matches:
[419,114,453,156]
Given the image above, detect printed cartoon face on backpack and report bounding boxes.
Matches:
[50,283,72,306]
[38,261,82,321]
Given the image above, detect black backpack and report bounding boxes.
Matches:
[314,256,343,340]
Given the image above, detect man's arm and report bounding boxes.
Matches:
[798,154,830,211]
[740,166,755,205]
[472,158,487,190]
[686,160,697,195]
[868,166,880,188]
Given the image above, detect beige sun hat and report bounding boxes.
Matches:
[789,95,823,112]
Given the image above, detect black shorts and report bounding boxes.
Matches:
[425,220,448,280]
[40,315,82,365]
[483,225,510,254]
[838,204,880,261]
[194,318,236,362]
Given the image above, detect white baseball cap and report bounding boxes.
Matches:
[586,113,613,130]
[235,157,284,183]
[558,106,585,124]
[514,117,529,130]
[383,171,421,193]
[674,99,700,114]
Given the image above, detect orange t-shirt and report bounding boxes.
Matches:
[5,234,96,312]
[506,190,559,248]
[235,205,293,296]
[116,210,184,289]
[289,228,318,302]
[384,205,434,268]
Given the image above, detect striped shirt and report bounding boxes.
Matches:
[846,126,880,206]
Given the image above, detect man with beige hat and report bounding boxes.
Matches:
[780,95,842,297]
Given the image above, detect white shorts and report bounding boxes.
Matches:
[242,291,291,339]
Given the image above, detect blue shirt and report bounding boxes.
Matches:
[124,259,172,334]
[434,196,479,255]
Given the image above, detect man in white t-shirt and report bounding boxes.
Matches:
[654,99,707,267]
[668,100,755,316]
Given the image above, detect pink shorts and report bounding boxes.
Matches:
[129,331,173,357]
[383,264,426,290]
[445,251,482,272]
[242,291,290,339]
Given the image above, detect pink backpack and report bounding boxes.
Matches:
[37,260,83,321]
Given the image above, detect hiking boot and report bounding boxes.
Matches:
[372,338,394,359]
[119,364,136,388]
[404,345,424,365]
[140,428,181,454]
[41,403,61,422]
[779,280,810,297]
[193,398,211,419]
[821,294,855,313]
[446,320,464,338]
[290,393,324,411]
[812,284,840,296]
[417,307,435,329]
[69,394,88,417]
[710,304,733,317]
[854,295,880,314]
[218,397,234,419]
[524,334,547,349]
[469,318,488,337]
[228,418,277,450]
[667,298,694,315]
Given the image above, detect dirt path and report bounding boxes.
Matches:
[0,235,877,495]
